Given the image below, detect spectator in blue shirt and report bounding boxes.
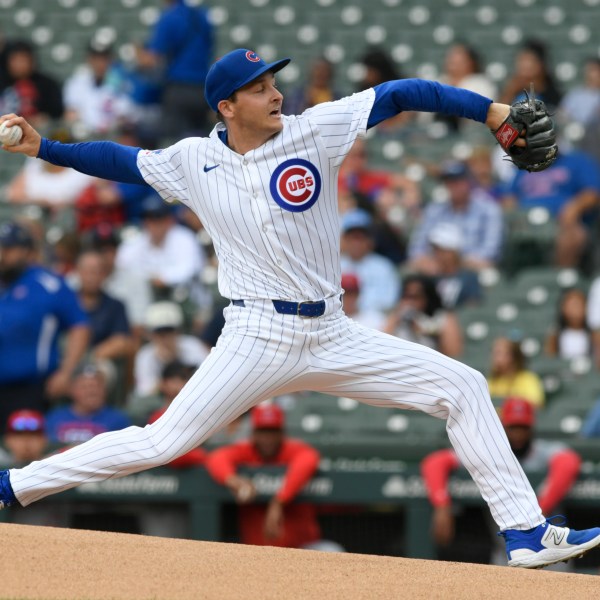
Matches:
[135,0,214,142]
[0,222,90,429]
[45,360,131,445]
[340,209,401,313]
[425,222,482,309]
[581,399,600,438]
[502,148,600,269]
[408,160,503,274]
[73,249,133,364]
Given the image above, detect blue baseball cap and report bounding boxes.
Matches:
[438,160,470,180]
[141,194,173,219]
[0,221,34,248]
[204,48,290,112]
[341,209,373,234]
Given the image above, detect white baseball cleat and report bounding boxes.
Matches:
[500,519,600,569]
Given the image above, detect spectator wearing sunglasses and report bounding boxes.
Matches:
[1,409,48,466]
[0,409,70,527]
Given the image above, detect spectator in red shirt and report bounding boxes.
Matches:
[338,138,420,210]
[421,397,581,567]
[206,403,342,551]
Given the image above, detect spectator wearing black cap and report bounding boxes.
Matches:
[116,193,206,301]
[72,249,133,365]
[128,359,195,423]
[0,39,63,124]
[0,222,90,428]
[87,224,152,340]
[63,38,135,136]
[340,208,400,313]
[408,160,503,274]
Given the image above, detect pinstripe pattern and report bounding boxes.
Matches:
[9,87,544,531]
[136,89,375,301]
[11,303,543,529]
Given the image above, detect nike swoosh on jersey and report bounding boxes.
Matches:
[203,164,220,172]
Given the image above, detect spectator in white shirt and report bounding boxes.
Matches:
[116,194,206,300]
[63,39,134,135]
[341,273,385,331]
[6,127,93,210]
[134,301,208,397]
[340,209,401,313]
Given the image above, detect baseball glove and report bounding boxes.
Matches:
[492,87,558,172]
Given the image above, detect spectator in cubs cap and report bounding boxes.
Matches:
[2,410,48,466]
[0,221,34,250]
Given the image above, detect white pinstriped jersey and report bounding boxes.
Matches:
[9,77,547,534]
[137,88,376,301]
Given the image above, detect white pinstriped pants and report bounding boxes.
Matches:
[10,298,544,530]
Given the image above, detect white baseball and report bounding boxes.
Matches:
[0,122,23,146]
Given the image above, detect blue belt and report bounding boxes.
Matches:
[232,299,326,318]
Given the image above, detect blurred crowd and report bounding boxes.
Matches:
[1,0,600,559]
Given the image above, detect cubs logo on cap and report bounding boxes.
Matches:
[204,48,291,112]
[269,158,322,213]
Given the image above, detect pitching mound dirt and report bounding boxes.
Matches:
[1,523,598,599]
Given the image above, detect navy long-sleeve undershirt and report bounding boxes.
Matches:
[36,79,493,183]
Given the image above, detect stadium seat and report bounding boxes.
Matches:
[535,399,593,439]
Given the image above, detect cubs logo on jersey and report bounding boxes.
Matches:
[269,158,322,213]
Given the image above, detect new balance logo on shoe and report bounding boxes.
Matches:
[544,527,566,546]
[503,521,600,568]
